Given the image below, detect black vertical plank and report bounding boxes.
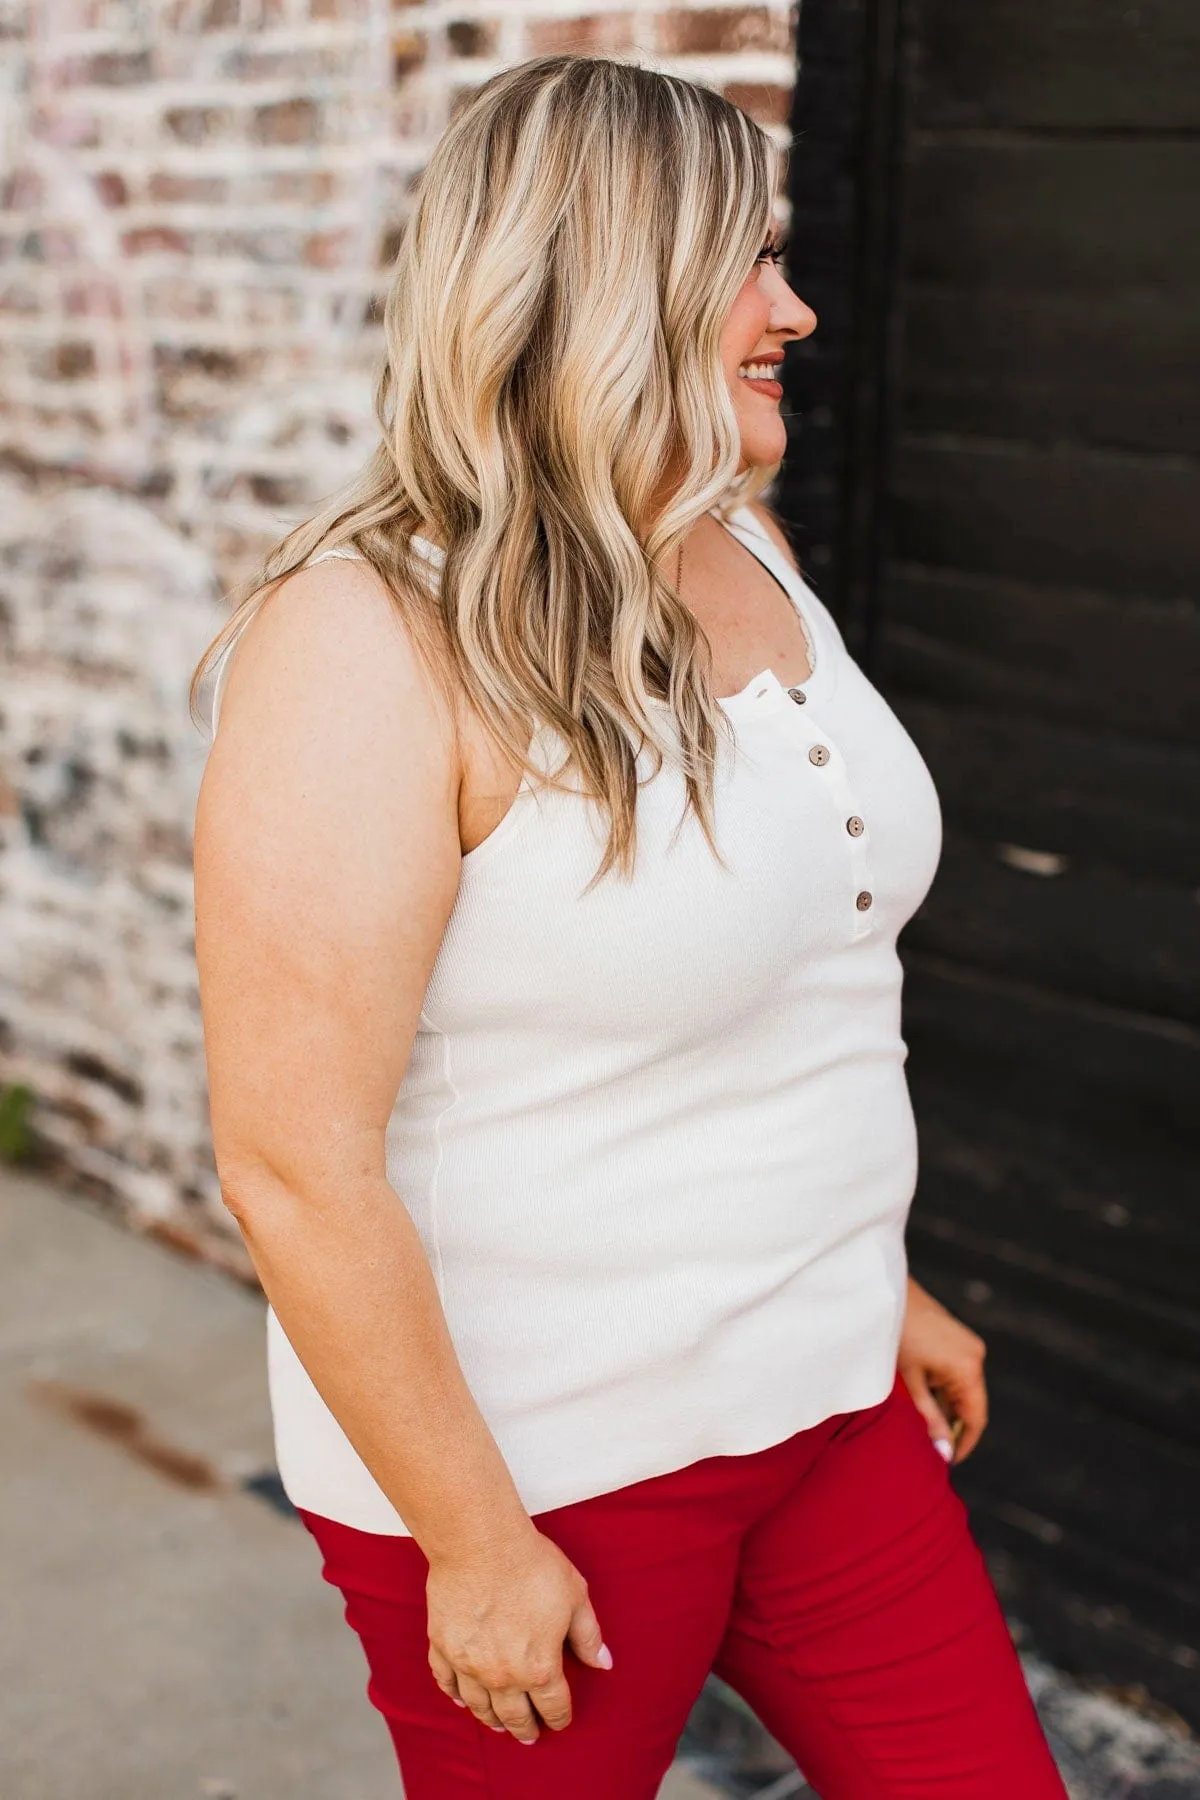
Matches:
[782,0,912,668]
[786,0,1200,1715]
[780,0,867,600]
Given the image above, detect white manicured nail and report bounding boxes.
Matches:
[933,1437,954,1462]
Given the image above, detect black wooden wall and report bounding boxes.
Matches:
[781,0,1200,1723]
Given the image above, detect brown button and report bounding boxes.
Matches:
[855,890,873,911]
[846,816,865,837]
[808,744,830,766]
[787,686,807,705]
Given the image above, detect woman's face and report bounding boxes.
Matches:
[720,228,817,474]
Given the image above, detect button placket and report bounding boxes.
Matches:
[788,709,874,935]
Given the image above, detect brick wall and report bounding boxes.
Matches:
[0,0,797,1256]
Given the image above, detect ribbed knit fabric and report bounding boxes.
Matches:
[208,507,943,1535]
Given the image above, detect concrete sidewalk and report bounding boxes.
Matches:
[2,1167,1198,1800]
[0,1168,725,1800]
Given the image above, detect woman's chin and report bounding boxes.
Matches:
[737,432,786,473]
[734,406,787,473]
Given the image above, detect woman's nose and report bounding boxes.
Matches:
[784,291,818,341]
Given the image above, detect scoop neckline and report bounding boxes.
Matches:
[704,505,827,716]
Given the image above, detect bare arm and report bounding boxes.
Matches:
[193,561,609,1741]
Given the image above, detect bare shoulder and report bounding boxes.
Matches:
[743,499,802,577]
[195,552,465,926]
[210,555,459,775]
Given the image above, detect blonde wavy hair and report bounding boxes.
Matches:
[191,53,788,884]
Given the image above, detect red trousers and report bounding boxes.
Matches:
[299,1375,1068,1798]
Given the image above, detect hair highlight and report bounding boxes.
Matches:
[190,55,788,887]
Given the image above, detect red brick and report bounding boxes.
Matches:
[148,173,228,204]
[45,341,98,380]
[526,14,635,53]
[222,43,360,80]
[91,171,129,208]
[262,169,340,205]
[392,28,427,76]
[196,0,240,26]
[142,277,220,321]
[447,18,500,56]
[80,49,154,85]
[160,0,281,19]
[121,226,190,256]
[238,286,307,327]
[155,341,262,388]
[657,6,790,55]
[251,98,321,146]
[248,473,309,507]
[163,105,233,146]
[303,228,357,269]
[199,227,302,263]
[723,81,792,126]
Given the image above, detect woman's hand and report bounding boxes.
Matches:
[898,1277,988,1464]
[426,1524,613,1745]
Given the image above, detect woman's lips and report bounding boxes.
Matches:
[740,375,783,399]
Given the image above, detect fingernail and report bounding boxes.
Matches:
[452,1697,467,1708]
[933,1437,954,1462]
[520,1738,537,1746]
[597,1642,614,1669]
[488,1724,506,1733]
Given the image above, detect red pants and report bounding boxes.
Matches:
[299,1375,1068,1798]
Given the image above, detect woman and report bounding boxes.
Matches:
[192,54,1067,1800]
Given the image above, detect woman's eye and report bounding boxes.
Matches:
[755,238,789,272]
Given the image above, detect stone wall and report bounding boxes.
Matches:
[0,0,796,1255]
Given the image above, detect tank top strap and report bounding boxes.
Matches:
[209,636,240,737]
[305,545,366,567]
[209,547,367,736]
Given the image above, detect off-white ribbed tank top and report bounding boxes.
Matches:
[208,506,943,1534]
